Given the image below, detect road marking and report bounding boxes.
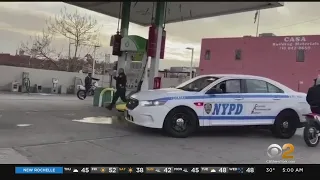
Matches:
[16,124,32,127]
[65,113,75,116]
[72,117,114,124]
[39,93,53,96]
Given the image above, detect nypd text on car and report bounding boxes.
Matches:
[125,74,310,138]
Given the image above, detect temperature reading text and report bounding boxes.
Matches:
[266,168,275,173]
[191,167,199,173]
[246,168,254,173]
[219,167,227,173]
[136,167,144,173]
[109,167,117,173]
[81,167,89,173]
[164,167,172,173]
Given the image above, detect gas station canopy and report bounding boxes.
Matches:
[67,2,284,26]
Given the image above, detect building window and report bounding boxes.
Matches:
[235,49,242,60]
[205,50,211,60]
[296,49,305,62]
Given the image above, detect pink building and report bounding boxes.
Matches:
[199,34,320,92]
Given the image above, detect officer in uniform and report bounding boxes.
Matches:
[307,77,320,114]
[107,68,127,110]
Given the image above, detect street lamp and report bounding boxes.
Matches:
[186,47,194,79]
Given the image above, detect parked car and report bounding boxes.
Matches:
[124,74,310,138]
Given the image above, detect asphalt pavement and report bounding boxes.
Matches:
[0,93,319,164]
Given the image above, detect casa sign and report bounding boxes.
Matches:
[272,36,320,51]
[284,37,306,42]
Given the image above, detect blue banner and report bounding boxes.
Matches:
[15,167,63,174]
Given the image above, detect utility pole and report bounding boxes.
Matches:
[186,47,194,79]
[102,54,110,87]
[67,40,75,72]
[92,45,100,76]
[255,10,261,37]
[68,41,71,59]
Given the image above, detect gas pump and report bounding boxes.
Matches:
[112,35,148,111]
[21,72,30,93]
[51,78,59,94]
[153,77,161,89]
[120,35,149,94]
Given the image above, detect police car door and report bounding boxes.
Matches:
[242,79,280,125]
[202,79,244,126]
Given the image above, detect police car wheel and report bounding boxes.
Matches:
[271,111,297,139]
[163,107,198,138]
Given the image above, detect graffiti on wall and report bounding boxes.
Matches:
[272,36,320,51]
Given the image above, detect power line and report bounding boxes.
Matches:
[265,16,320,31]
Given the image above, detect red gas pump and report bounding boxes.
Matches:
[160,28,166,59]
[112,32,122,56]
[147,24,157,57]
[153,77,161,89]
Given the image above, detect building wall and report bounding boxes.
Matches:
[0,66,186,92]
[0,65,111,92]
[199,35,320,92]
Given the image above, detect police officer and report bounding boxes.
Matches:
[107,68,127,110]
[306,77,320,114]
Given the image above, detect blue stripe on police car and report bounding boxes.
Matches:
[154,94,289,102]
[198,116,276,120]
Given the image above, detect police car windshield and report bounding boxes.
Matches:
[176,76,219,92]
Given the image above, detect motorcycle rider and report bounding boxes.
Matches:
[306,77,320,114]
[107,68,127,110]
[84,72,99,93]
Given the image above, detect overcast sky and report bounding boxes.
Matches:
[0,2,319,69]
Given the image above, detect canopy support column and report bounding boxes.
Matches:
[117,1,131,72]
[149,2,165,89]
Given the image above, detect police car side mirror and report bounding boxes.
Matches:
[206,88,223,94]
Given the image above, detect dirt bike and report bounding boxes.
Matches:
[77,81,99,100]
[303,113,320,147]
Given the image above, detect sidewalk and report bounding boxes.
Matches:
[0,92,81,101]
[0,91,74,96]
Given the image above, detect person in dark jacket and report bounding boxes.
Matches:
[306,77,320,114]
[84,73,99,93]
[107,68,127,110]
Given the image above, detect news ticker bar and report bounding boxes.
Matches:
[15,166,254,174]
[14,165,315,175]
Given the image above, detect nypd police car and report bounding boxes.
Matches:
[125,74,310,138]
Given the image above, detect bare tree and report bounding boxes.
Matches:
[47,7,100,59]
[20,30,59,69]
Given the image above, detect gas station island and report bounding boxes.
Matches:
[67,2,284,93]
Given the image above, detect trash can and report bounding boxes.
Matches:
[93,87,104,106]
[11,82,19,92]
[93,87,115,107]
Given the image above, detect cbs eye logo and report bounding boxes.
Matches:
[267,143,294,159]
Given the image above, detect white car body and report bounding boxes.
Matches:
[125,74,311,129]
